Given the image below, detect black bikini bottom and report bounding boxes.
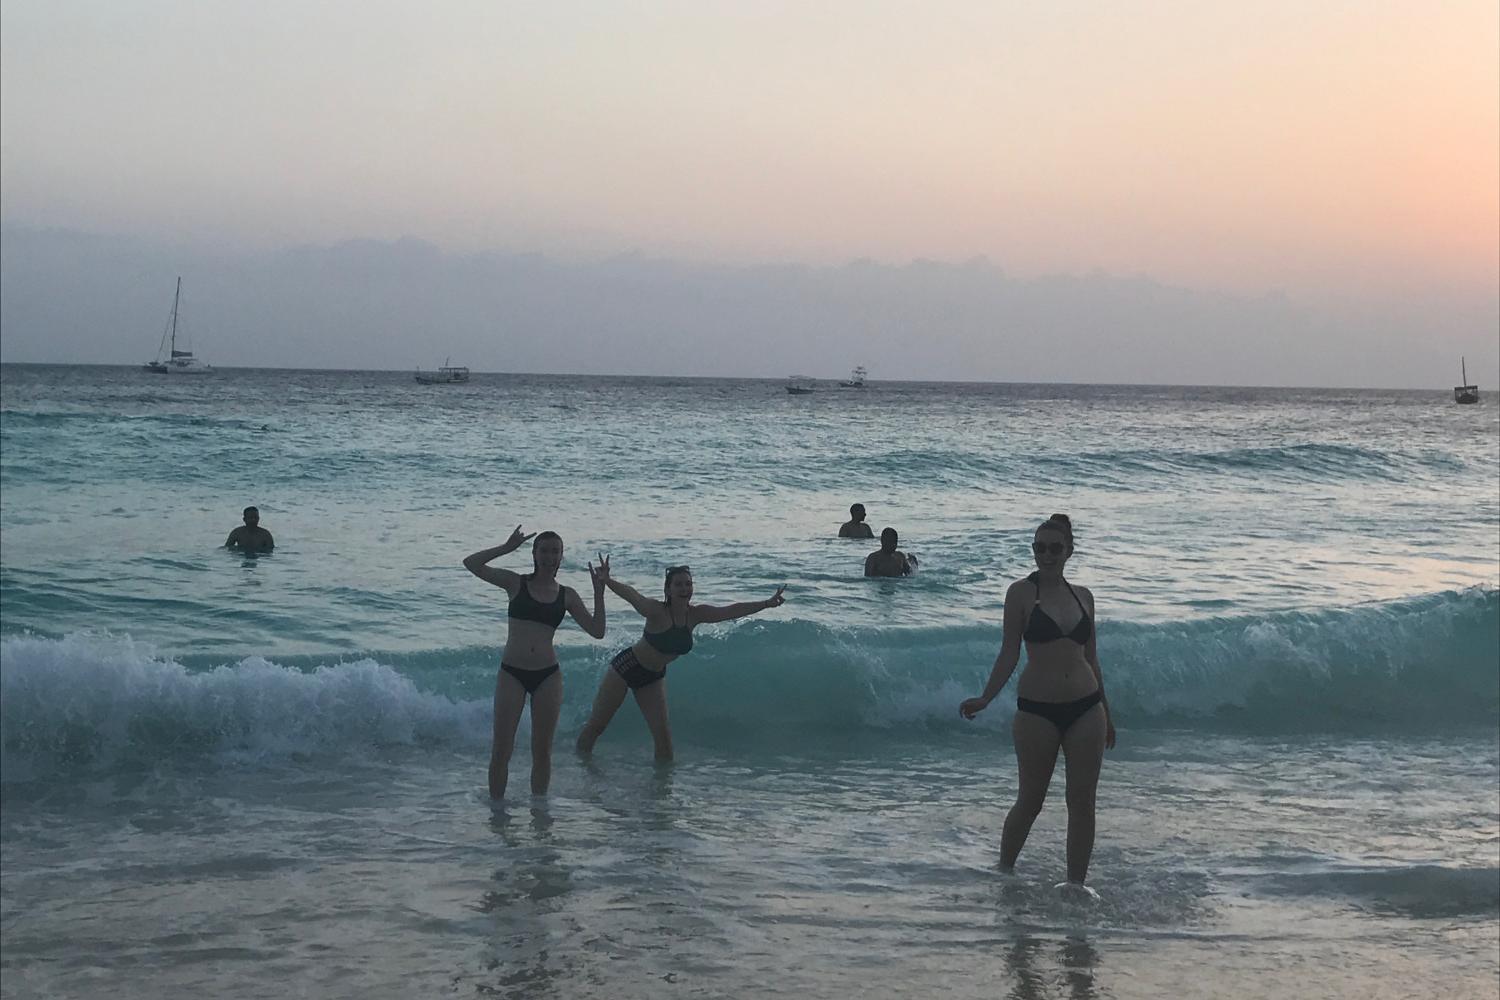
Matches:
[611,647,666,690]
[501,662,560,695]
[1016,690,1103,735]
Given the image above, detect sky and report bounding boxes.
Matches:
[1,1,1496,385]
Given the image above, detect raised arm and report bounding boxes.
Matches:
[565,553,609,638]
[1080,586,1115,748]
[960,580,1029,719]
[605,573,663,619]
[692,586,786,625]
[462,525,533,593]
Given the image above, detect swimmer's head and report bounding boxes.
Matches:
[664,565,694,602]
[243,506,260,526]
[1032,513,1074,566]
[880,527,898,552]
[849,503,866,521]
[531,531,563,574]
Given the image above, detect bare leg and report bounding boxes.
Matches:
[489,670,528,799]
[1060,703,1107,884]
[576,668,630,755]
[632,681,674,761]
[1000,709,1062,871]
[528,672,564,796]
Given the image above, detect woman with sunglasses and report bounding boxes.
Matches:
[959,514,1116,889]
[576,565,786,760]
[464,525,608,799]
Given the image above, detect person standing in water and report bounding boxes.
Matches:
[864,527,917,576]
[960,514,1115,888]
[224,506,274,554]
[464,526,607,799]
[839,503,875,538]
[575,565,786,760]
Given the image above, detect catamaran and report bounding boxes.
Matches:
[142,277,212,374]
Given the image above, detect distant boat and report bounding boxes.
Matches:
[415,359,470,384]
[839,366,868,388]
[142,277,212,374]
[786,375,816,395]
[1454,357,1479,404]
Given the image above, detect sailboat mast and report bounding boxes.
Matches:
[170,277,181,355]
[1462,356,1467,385]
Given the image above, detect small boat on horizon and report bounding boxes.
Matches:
[415,359,471,384]
[786,375,816,395]
[142,277,212,374]
[1454,357,1479,404]
[839,365,868,388]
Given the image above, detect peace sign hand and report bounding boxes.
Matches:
[589,552,611,590]
[764,585,786,609]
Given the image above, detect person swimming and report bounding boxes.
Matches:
[959,514,1115,887]
[575,564,786,760]
[463,525,607,798]
[224,506,274,554]
[864,526,918,577]
[839,503,875,539]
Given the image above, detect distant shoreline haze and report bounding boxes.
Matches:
[1,227,1495,390]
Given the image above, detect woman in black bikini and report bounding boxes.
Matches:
[464,526,607,799]
[575,565,786,760]
[960,514,1115,887]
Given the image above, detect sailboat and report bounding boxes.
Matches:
[143,277,212,374]
[839,365,868,388]
[1454,357,1479,404]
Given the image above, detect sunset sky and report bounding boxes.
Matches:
[1,1,1495,382]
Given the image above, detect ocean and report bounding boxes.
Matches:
[1,364,1496,999]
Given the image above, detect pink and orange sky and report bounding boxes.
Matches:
[1,1,1496,382]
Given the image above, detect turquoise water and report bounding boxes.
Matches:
[2,364,1497,998]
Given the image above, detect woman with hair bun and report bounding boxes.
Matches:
[575,564,786,761]
[960,514,1116,889]
[463,526,608,799]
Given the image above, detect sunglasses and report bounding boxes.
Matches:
[665,565,692,578]
[1032,542,1068,556]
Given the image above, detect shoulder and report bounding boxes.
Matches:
[1074,583,1096,607]
[227,526,246,538]
[1004,578,1035,600]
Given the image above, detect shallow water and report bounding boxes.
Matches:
[2,365,1497,998]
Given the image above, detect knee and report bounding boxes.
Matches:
[1065,788,1097,814]
[1011,794,1046,821]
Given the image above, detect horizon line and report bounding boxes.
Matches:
[0,360,1488,395]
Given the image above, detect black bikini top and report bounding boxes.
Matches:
[643,616,694,656]
[508,576,567,629]
[1022,571,1092,645]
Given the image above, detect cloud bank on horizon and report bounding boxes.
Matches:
[0,1,1495,385]
[2,228,1494,389]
